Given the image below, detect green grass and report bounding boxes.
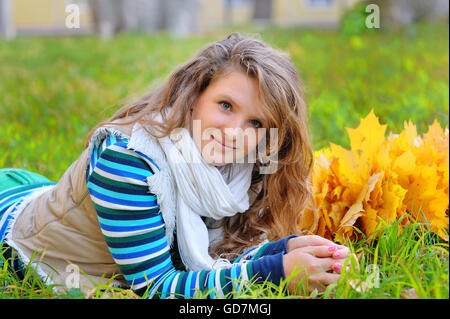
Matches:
[1,213,447,299]
[0,18,448,299]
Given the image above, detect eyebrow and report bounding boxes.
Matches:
[218,93,267,125]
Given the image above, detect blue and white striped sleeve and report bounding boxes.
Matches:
[232,234,298,264]
[86,135,287,298]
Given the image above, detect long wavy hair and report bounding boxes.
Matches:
[86,33,315,258]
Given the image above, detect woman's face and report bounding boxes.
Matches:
[189,70,268,166]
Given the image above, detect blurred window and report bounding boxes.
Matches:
[306,0,333,7]
[65,0,89,11]
[225,0,251,8]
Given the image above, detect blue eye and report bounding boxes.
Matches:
[250,120,262,128]
[220,101,231,111]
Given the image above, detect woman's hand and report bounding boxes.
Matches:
[283,235,352,294]
[287,235,349,256]
[287,235,350,262]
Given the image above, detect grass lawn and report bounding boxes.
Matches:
[0,18,448,298]
[0,216,447,299]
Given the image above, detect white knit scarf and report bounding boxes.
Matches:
[149,111,254,271]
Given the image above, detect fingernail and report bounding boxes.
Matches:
[328,245,337,252]
[332,263,341,272]
[333,252,341,258]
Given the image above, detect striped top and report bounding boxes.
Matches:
[86,135,293,298]
[0,180,56,279]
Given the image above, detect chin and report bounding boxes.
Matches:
[204,155,249,167]
[210,162,229,167]
[204,158,229,167]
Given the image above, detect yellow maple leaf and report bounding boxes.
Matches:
[361,206,379,241]
[346,108,388,160]
[336,172,384,240]
[378,179,408,224]
[329,143,365,186]
[423,119,449,154]
[393,150,416,181]
[389,120,419,157]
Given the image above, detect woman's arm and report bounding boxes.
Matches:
[232,235,298,264]
[86,135,286,298]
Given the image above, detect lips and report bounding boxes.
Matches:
[211,135,237,150]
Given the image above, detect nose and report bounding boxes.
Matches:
[223,117,245,142]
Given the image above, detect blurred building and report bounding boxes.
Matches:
[212,0,362,28]
[0,0,363,37]
[1,0,447,38]
[1,0,93,36]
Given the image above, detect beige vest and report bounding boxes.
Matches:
[5,120,159,293]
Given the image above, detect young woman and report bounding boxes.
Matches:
[0,33,350,298]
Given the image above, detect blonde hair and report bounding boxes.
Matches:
[86,33,315,258]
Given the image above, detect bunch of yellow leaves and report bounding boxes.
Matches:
[300,109,449,243]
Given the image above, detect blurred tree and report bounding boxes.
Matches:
[88,0,198,38]
[252,0,272,22]
[165,0,199,36]
[224,0,232,25]
[0,0,15,38]
[369,0,449,29]
[89,0,124,38]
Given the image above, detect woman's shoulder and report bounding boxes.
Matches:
[91,134,160,176]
